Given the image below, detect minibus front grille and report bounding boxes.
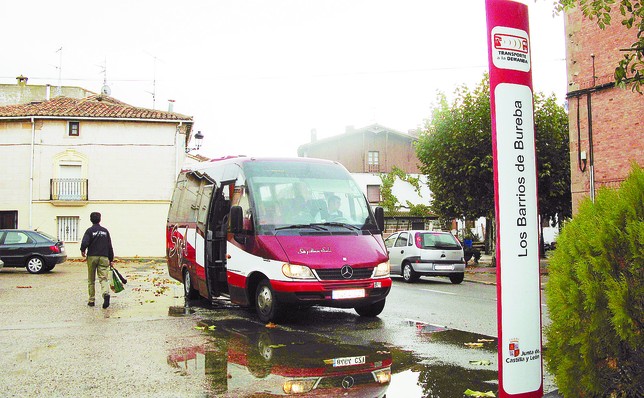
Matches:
[315,267,374,281]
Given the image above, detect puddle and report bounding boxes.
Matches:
[168,318,403,397]
[166,317,505,397]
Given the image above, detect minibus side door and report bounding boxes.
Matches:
[205,181,234,298]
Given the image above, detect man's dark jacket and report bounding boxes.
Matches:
[80,224,114,262]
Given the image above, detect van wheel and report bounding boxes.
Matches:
[402,263,419,283]
[355,299,386,317]
[183,269,199,299]
[449,273,464,284]
[26,256,45,274]
[255,279,283,323]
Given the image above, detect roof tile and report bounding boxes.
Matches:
[0,94,192,121]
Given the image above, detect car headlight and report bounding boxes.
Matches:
[283,378,318,394]
[373,261,390,277]
[372,368,391,384]
[282,263,316,279]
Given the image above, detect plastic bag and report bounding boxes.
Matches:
[111,266,124,293]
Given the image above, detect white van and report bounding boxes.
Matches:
[384,230,466,284]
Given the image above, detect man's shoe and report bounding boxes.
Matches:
[102,295,110,309]
[88,301,95,307]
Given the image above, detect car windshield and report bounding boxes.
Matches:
[243,160,377,234]
[419,232,461,249]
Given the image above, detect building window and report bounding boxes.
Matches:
[367,151,380,172]
[368,151,379,165]
[57,216,80,242]
[68,121,80,136]
[0,210,18,229]
[367,185,381,203]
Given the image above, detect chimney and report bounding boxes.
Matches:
[168,99,175,113]
[46,84,51,100]
[310,128,317,142]
[16,75,28,87]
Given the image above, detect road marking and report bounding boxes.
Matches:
[421,289,457,295]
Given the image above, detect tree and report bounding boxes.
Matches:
[545,165,643,396]
[558,0,644,93]
[415,75,571,251]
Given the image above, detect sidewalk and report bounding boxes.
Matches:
[464,253,550,286]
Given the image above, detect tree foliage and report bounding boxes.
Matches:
[545,164,643,396]
[558,0,644,93]
[416,76,494,222]
[415,75,572,226]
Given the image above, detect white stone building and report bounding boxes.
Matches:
[0,93,194,257]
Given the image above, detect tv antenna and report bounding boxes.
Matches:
[144,52,164,110]
[100,57,111,96]
[55,47,63,95]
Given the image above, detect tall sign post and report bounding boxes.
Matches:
[485,1,543,396]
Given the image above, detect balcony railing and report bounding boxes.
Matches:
[50,178,88,201]
[367,163,380,173]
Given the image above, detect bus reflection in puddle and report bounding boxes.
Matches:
[167,319,392,397]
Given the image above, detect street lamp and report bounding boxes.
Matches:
[185,130,204,153]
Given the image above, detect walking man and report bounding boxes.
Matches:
[80,212,114,308]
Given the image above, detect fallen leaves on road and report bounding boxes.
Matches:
[265,322,278,328]
[464,389,496,397]
[464,342,484,348]
[469,360,492,365]
[477,338,494,342]
[16,286,32,288]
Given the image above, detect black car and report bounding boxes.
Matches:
[0,230,67,273]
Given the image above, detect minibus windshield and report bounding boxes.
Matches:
[243,160,377,234]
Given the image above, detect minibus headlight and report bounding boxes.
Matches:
[373,261,390,277]
[283,378,317,394]
[282,263,316,279]
[372,368,391,384]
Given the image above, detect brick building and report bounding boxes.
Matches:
[564,6,644,213]
[297,124,420,174]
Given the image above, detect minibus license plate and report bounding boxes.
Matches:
[332,289,365,299]
[435,264,454,270]
[332,355,366,367]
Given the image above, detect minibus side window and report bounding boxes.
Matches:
[197,184,213,231]
[231,178,252,232]
[177,176,200,223]
[168,179,186,222]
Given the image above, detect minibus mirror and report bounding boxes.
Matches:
[230,206,244,233]
[374,206,385,232]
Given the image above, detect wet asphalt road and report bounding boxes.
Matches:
[0,260,557,397]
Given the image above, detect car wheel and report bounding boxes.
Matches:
[449,273,465,284]
[354,299,386,317]
[255,279,283,323]
[183,268,199,299]
[402,262,418,283]
[26,256,46,274]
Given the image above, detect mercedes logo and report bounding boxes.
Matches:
[341,376,355,389]
[340,265,353,279]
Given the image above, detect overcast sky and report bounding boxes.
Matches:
[2,0,566,159]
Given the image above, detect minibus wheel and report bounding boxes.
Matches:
[183,268,199,299]
[255,279,283,323]
[355,299,386,317]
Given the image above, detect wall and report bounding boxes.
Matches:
[565,7,644,213]
[301,129,420,173]
[0,84,92,105]
[0,118,182,257]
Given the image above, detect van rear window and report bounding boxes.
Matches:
[419,233,461,249]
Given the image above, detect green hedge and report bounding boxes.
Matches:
[545,165,643,397]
